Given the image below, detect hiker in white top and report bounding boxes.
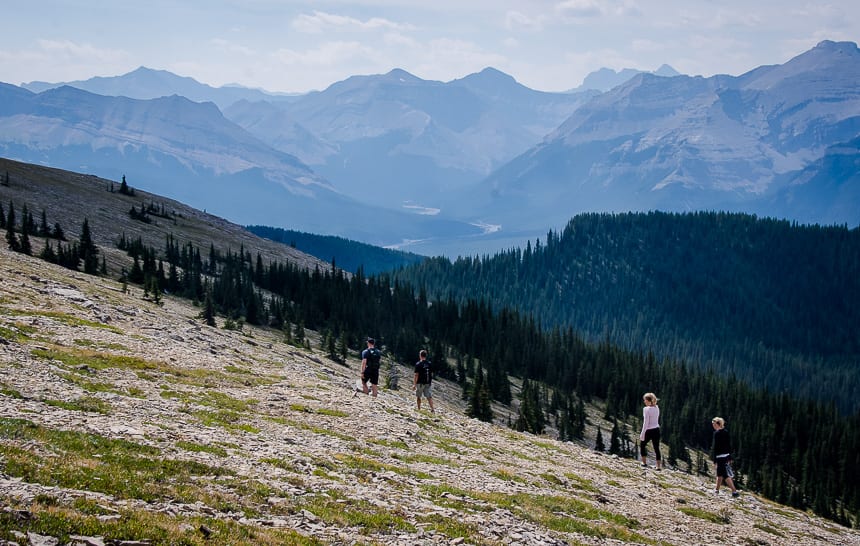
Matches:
[639,392,662,470]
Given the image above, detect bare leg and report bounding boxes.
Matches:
[725,477,737,493]
[428,397,435,413]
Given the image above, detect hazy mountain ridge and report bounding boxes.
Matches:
[0,85,483,248]
[226,67,596,212]
[21,66,295,110]
[3,42,858,256]
[475,40,860,232]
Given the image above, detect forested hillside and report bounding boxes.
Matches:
[247,224,426,275]
[394,212,860,414]
[3,162,858,526]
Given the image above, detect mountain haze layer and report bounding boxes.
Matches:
[3,41,859,257]
[472,41,860,233]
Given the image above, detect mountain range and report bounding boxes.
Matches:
[3,41,859,256]
[472,40,860,233]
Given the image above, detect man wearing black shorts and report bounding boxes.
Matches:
[361,338,381,397]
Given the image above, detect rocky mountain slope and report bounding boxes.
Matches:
[1,248,857,545]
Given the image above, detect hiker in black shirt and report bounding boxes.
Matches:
[712,417,740,497]
[361,338,381,398]
[413,349,435,413]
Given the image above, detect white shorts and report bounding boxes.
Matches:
[415,383,433,398]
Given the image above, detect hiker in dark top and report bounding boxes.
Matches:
[712,416,740,497]
[360,337,381,398]
[413,349,435,413]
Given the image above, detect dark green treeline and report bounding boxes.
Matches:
[115,229,859,526]
[393,211,860,415]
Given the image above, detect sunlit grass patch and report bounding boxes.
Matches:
[754,521,786,537]
[193,409,260,433]
[0,320,37,341]
[266,416,352,441]
[45,395,111,414]
[340,452,433,480]
[414,514,489,544]
[293,494,415,535]
[491,468,528,483]
[392,452,454,466]
[678,506,730,524]
[8,308,124,333]
[0,496,321,546]
[33,346,166,373]
[0,382,24,399]
[0,418,234,503]
[563,472,599,493]
[73,338,130,351]
[176,440,229,457]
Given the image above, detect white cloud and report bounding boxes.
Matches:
[274,41,376,67]
[37,40,127,63]
[211,38,256,57]
[292,11,414,34]
[555,0,604,18]
[504,11,546,31]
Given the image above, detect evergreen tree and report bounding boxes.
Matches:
[0,202,5,228]
[5,202,18,251]
[594,427,606,452]
[467,363,493,422]
[337,331,349,363]
[40,240,56,263]
[293,320,305,345]
[78,218,99,274]
[39,210,49,237]
[52,222,65,241]
[202,287,216,326]
[609,420,622,455]
[18,208,32,256]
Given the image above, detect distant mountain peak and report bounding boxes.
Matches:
[384,68,421,83]
[574,64,680,92]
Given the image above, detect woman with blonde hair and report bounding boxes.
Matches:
[712,417,740,497]
[639,392,662,470]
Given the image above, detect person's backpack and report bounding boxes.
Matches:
[364,347,381,370]
[417,360,432,384]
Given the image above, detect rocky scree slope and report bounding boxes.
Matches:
[0,249,857,545]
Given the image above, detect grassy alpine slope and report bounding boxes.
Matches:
[1,248,857,545]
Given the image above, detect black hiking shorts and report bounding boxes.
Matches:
[362,367,379,385]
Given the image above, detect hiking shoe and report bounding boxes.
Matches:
[732,491,740,498]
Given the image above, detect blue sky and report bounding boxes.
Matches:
[2,1,858,93]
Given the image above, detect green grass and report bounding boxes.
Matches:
[266,416,352,441]
[414,514,491,544]
[293,494,415,535]
[193,409,260,433]
[563,472,599,493]
[44,396,112,414]
[0,497,321,545]
[0,382,24,399]
[8,309,124,333]
[73,339,130,351]
[678,506,730,524]
[491,468,528,483]
[176,440,229,457]
[0,418,234,503]
[0,321,38,341]
[422,484,647,541]
[754,522,786,537]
